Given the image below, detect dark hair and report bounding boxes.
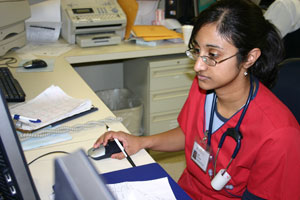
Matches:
[189,0,284,88]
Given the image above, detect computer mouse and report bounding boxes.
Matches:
[87,140,122,160]
[23,59,47,69]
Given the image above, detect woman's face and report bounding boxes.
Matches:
[193,23,245,92]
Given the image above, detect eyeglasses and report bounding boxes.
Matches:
[186,49,238,67]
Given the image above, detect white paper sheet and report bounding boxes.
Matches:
[25,0,61,42]
[26,22,62,43]
[107,177,176,200]
[16,41,73,59]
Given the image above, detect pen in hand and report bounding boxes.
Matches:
[11,114,41,123]
[105,124,136,167]
[114,138,136,167]
[105,124,111,131]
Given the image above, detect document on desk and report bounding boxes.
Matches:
[9,85,93,132]
[107,177,176,200]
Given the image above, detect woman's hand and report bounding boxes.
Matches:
[93,131,143,159]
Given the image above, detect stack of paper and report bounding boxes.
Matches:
[131,25,183,45]
[9,85,93,132]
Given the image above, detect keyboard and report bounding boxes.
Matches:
[0,67,25,102]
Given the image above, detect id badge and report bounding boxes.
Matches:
[191,141,210,172]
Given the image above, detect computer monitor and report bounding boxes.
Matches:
[165,0,216,25]
[0,89,40,199]
[165,0,196,25]
[54,149,116,200]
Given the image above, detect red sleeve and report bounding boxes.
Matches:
[247,127,300,200]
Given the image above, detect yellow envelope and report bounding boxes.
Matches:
[132,25,180,38]
[142,33,183,41]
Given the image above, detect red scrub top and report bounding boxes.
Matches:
[177,77,300,200]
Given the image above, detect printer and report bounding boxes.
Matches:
[0,0,31,56]
[61,0,127,47]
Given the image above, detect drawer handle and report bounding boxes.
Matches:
[152,112,179,122]
[152,89,188,101]
[152,67,194,78]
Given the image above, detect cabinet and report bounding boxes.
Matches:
[124,54,195,135]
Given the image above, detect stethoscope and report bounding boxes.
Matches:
[207,75,254,190]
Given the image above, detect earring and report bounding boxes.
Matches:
[244,71,248,76]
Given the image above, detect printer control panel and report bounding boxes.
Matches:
[71,7,123,23]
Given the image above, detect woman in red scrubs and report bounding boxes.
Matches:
[94,0,300,199]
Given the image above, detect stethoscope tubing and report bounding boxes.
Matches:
[208,75,254,175]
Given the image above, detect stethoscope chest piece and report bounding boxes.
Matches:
[211,169,231,190]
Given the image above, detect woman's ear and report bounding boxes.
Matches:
[243,48,261,69]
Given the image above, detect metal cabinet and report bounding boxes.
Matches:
[124,54,195,135]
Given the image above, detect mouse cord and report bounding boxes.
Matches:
[18,117,122,141]
[27,151,70,166]
[0,57,19,68]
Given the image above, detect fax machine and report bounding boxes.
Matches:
[61,0,127,47]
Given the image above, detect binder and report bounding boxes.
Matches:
[102,163,192,199]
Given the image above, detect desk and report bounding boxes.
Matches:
[7,44,158,199]
[7,41,188,199]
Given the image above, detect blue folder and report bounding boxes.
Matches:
[101,163,192,199]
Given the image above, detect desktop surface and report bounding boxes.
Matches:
[64,40,187,64]
[3,39,188,199]
[6,44,156,199]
